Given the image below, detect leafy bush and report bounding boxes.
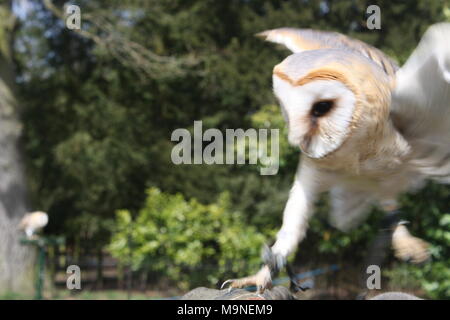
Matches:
[418,213,450,299]
[394,213,450,299]
[383,186,450,299]
[108,188,270,289]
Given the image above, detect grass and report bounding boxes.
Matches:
[0,288,183,300]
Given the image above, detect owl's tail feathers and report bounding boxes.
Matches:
[392,224,430,264]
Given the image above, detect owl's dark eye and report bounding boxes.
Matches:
[311,100,334,117]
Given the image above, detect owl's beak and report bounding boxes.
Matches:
[299,141,313,158]
[299,142,307,154]
[299,136,313,156]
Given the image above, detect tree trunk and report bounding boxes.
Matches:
[0,1,34,294]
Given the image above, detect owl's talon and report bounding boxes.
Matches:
[219,266,272,293]
[220,279,236,291]
[392,225,430,264]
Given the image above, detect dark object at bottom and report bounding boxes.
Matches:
[182,286,296,300]
[182,287,423,300]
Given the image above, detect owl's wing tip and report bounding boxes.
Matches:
[254,30,271,39]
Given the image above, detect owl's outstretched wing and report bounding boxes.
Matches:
[391,23,450,183]
[257,28,398,77]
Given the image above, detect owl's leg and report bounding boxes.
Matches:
[358,201,430,298]
[362,205,401,273]
[221,171,317,294]
[25,228,33,239]
[220,246,279,294]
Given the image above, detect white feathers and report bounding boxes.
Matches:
[271,163,320,258]
[392,23,450,183]
[328,186,374,232]
[393,23,450,139]
[273,77,356,158]
[258,28,398,77]
[266,23,450,253]
[257,29,307,53]
[18,211,48,238]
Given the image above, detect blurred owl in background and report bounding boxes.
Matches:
[223,23,450,293]
[18,211,48,239]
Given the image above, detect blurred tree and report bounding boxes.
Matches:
[0,0,33,294]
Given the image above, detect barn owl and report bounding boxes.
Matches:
[223,23,450,293]
[18,211,48,239]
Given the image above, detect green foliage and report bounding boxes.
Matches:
[383,185,450,299]
[407,212,450,299]
[108,188,269,289]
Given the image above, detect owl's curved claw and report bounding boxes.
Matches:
[220,279,237,292]
[220,244,283,294]
[220,277,256,293]
[219,266,272,293]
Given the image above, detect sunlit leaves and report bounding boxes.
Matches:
[108,188,269,289]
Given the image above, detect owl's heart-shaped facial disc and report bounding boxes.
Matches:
[274,76,356,159]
